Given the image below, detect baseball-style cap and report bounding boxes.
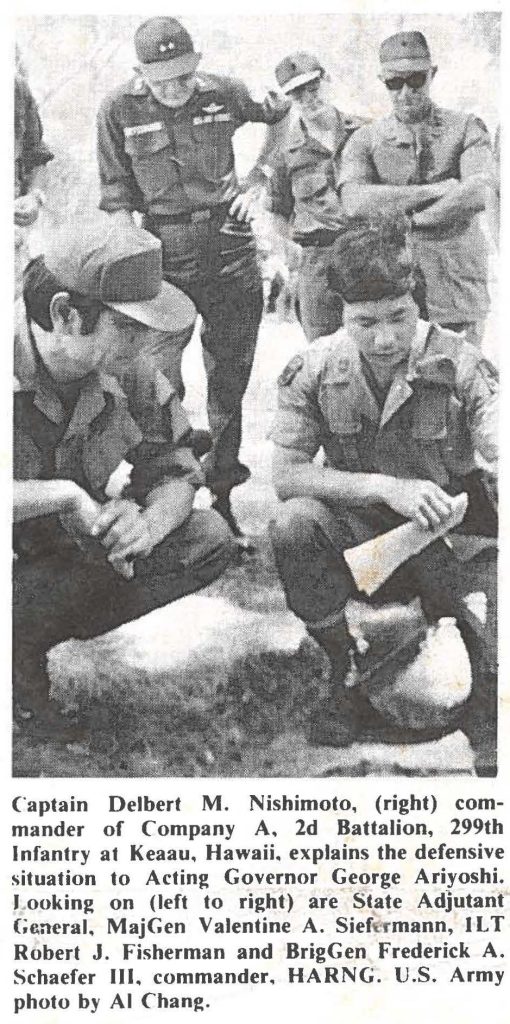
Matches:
[379,31,432,75]
[42,217,196,332]
[275,52,324,95]
[134,17,201,81]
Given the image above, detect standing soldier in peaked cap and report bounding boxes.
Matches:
[14,217,232,739]
[97,16,290,541]
[263,52,367,341]
[270,216,497,760]
[338,31,496,347]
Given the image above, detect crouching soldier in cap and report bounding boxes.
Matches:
[270,216,497,753]
[97,16,289,540]
[14,218,233,738]
[264,52,366,341]
[339,31,497,347]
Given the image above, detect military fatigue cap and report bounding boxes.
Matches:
[379,31,432,75]
[135,17,201,81]
[275,52,324,95]
[43,217,196,332]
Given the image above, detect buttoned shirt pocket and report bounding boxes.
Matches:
[410,385,451,485]
[412,386,449,441]
[292,169,332,200]
[13,426,43,480]
[320,379,363,470]
[291,169,342,228]
[124,125,178,196]
[191,115,234,182]
[373,140,416,185]
[81,405,143,498]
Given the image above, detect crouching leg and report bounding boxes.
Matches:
[13,510,233,738]
[269,497,366,746]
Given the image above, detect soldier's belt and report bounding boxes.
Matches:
[148,204,230,227]
[298,229,340,248]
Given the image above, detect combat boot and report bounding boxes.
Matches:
[14,654,87,745]
[211,483,256,556]
[190,428,212,459]
[308,618,361,748]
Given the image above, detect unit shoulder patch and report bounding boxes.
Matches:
[278,355,304,387]
[477,357,498,395]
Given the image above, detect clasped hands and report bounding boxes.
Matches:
[60,489,155,580]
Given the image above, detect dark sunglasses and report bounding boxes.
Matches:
[384,71,428,92]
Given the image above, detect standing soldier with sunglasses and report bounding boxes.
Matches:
[339,31,496,347]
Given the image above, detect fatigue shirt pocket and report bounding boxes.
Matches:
[373,139,416,185]
[81,403,143,499]
[292,170,332,201]
[124,125,177,198]
[319,377,363,471]
[13,427,43,480]
[411,385,450,486]
[291,169,341,229]
[191,113,234,182]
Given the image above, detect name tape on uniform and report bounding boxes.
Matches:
[124,122,164,137]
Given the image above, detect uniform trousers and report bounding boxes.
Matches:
[270,497,497,671]
[146,215,264,494]
[297,243,343,342]
[13,509,232,706]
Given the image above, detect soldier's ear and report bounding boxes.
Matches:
[49,292,81,333]
[430,66,438,81]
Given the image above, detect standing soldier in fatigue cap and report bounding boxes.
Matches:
[14,217,232,739]
[270,216,497,756]
[339,31,496,347]
[263,52,367,341]
[97,16,290,542]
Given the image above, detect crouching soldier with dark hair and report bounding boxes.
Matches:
[269,217,497,763]
[14,218,233,739]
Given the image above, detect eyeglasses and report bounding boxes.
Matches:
[289,77,322,100]
[384,72,428,92]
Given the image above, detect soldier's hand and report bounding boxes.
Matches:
[383,478,455,531]
[229,189,258,223]
[428,178,458,201]
[14,192,42,227]
[91,498,155,568]
[61,486,102,536]
[262,89,291,122]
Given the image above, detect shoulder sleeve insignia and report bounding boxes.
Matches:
[278,354,304,387]
[478,357,498,395]
[472,115,490,136]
